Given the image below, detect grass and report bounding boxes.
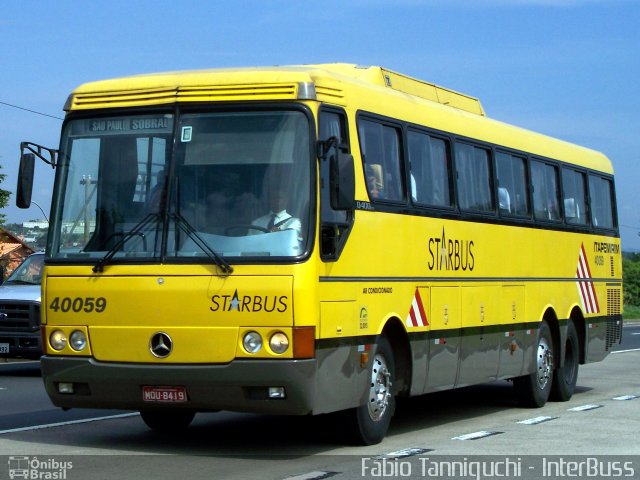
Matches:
[623,304,640,320]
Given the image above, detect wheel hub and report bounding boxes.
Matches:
[536,337,553,390]
[367,353,392,421]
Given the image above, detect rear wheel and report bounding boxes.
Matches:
[140,409,195,433]
[346,336,396,445]
[514,321,554,407]
[550,320,579,401]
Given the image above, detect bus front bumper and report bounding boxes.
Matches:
[41,356,317,415]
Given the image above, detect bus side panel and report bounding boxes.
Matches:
[457,286,500,387]
[585,314,623,363]
[314,301,369,415]
[496,286,526,379]
[425,286,461,392]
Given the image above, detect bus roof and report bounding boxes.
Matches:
[65,63,612,174]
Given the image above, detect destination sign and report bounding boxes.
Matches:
[70,115,173,136]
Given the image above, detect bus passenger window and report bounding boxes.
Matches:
[561,168,588,226]
[496,152,529,217]
[455,143,493,212]
[358,119,404,202]
[408,131,452,207]
[531,160,561,222]
[589,175,615,229]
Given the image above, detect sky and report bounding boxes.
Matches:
[1,0,639,249]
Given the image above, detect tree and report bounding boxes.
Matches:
[623,256,640,307]
[0,164,11,226]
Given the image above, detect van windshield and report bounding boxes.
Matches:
[6,254,43,285]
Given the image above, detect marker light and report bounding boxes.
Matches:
[50,330,67,351]
[243,331,263,354]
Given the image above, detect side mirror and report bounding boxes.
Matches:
[330,152,355,211]
[16,153,35,209]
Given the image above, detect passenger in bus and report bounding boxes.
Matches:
[366,164,384,199]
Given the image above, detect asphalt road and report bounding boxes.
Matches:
[0,324,638,480]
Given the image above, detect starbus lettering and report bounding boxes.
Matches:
[427,228,475,272]
[210,289,288,313]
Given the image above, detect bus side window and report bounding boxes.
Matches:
[588,175,615,229]
[531,160,562,222]
[319,109,352,260]
[455,143,493,212]
[408,130,452,208]
[561,167,588,226]
[358,118,404,202]
[496,152,529,217]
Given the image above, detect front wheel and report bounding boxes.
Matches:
[346,336,396,445]
[140,409,195,433]
[550,320,580,401]
[513,321,554,408]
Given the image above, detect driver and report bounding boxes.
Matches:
[251,186,301,240]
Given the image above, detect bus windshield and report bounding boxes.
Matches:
[50,109,313,262]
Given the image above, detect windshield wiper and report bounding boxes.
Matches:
[91,211,233,275]
[171,212,233,275]
[92,213,159,273]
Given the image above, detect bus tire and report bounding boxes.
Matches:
[347,336,396,445]
[550,320,579,401]
[513,320,554,408]
[140,409,195,433]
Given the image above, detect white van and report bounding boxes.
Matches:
[0,253,43,359]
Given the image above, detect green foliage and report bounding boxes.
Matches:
[0,164,10,225]
[623,255,640,311]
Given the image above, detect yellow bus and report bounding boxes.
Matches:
[17,64,622,445]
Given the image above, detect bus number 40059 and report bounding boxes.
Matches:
[49,296,107,313]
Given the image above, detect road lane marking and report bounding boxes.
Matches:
[517,416,558,425]
[0,413,139,435]
[283,472,339,480]
[611,348,640,354]
[567,404,603,412]
[381,448,432,458]
[612,394,638,401]
[452,431,503,440]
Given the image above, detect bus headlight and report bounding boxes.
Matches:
[243,331,262,354]
[50,330,67,351]
[69,330,87,351]
[269,332,289,354]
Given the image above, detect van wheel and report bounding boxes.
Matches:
[346,336,396,445]
[140,410,195,432]
[550,320,579,401]
[514,321,554,407]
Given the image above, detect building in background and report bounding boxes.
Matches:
[0,228,36,278]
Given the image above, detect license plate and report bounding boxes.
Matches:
[0,343,9,354]
[142,386,188,403]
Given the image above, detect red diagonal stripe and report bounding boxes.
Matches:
[414,289,428,326]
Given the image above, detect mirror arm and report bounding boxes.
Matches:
[317,136,349,161]
[20,141,58,168]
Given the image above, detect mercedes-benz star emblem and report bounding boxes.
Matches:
[149,332,173,358]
